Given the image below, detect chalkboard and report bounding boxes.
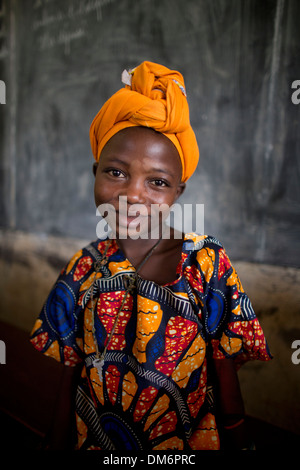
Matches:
[1,0,300,267]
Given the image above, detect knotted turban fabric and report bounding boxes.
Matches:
[89,61,199,182]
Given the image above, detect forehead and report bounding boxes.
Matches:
[100,126,182,176]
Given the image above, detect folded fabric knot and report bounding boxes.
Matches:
[90,61,199,182]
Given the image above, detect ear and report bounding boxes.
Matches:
[93,162,98,177]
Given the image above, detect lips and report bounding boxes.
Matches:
[116,210,149,228]
[98,200,168,237]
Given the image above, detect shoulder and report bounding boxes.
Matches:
[183,233,224,254]
[60,238,111,282]
[183,233,233,283]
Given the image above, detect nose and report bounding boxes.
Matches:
[120,177,147,205]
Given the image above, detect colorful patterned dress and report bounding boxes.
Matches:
[30,233,271,450]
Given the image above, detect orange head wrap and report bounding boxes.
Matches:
[89,61,199,182]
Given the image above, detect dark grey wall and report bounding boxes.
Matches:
[1,0,300,267]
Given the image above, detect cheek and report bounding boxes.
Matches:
[151,188,180,206]
[94,175,111,206]
[93,177,101,205]
[94,175,124,210]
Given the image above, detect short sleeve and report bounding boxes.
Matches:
[30,247,93,366]
[193,237,272,367]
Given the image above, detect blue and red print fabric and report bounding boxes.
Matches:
[30,233,271,450]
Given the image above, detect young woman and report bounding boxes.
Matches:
[30,61,271,451]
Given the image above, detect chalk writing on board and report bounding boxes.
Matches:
[33,0,116,24]
[38,28,86,54]
[33,0,116,53]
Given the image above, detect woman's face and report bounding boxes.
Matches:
[93,126,185,239]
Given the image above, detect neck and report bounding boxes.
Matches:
[114,226,185,265]
[115,234,161,259]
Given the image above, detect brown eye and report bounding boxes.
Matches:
[107,169,125,178]
[152,179,168,187]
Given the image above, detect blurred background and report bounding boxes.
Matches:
[0,0,299,450]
